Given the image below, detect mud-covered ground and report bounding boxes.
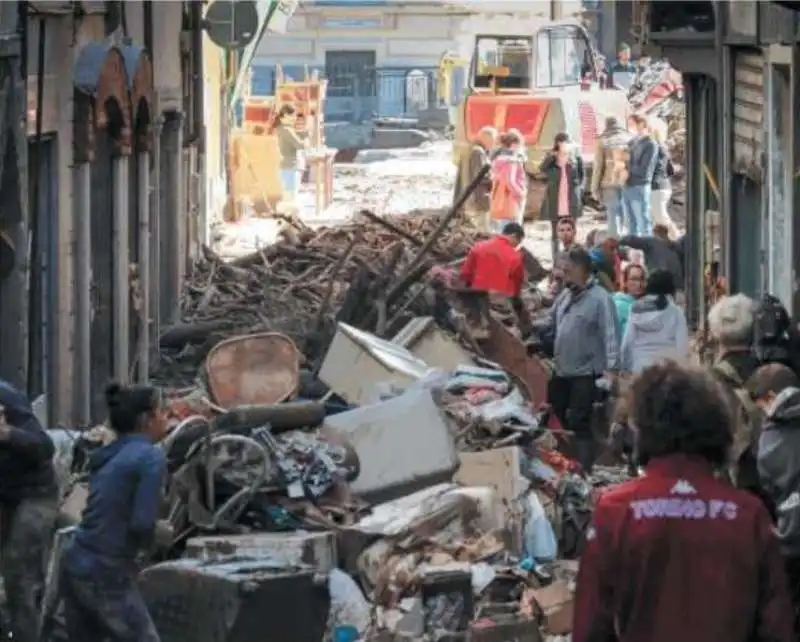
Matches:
[213,141,611,267]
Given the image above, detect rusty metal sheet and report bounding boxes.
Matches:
[205,332,300,408]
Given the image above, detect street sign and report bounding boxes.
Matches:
[204,1,260,50]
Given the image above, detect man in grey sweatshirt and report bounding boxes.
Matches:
[624,114,658,237]
[541,247,620,472]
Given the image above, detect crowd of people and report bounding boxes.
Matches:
[574,292,800,642]
[454,75,800,637]
[458,222,800,640]
[465,106,680,260]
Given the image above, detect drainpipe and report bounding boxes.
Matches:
[29,15,45,408]
[137,149,150,382]
[718,1,733,292]
[161,112,184,324]
[73,160,91,425]
[684,75,706,330]
[150,117,162,366]
[143,0,153,57]
[190,1,206,253]
[112,154,130,382]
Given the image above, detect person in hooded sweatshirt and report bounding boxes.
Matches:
[753,363,800,633]
[61,382,170,642]
[620,269,689,373]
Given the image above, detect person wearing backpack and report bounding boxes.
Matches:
[708,294,763,492]
[753,293,800,376]
[590,116,632,238]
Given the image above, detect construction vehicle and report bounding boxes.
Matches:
[441,19,630,220]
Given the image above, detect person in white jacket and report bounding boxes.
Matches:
[621,269,689,373]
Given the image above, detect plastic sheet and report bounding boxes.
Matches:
[522,492,558,562]
[328,569,371,637]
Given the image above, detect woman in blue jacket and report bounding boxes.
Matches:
[61,382,169,642]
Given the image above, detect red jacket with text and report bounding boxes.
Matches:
[573,454,794,642]
[460,236,524,298]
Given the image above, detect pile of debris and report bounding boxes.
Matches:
[47,214,630,642]
[152,208,548,387]
[52,318,629,642]
[629,58,687,226]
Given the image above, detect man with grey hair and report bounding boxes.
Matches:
[708,294,762,493]
[463,126,497,233]
[708,293,761,384]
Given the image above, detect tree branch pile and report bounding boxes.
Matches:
[152,208,487,387]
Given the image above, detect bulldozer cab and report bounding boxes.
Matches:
[474,36,532,89]
[472,24,598,91]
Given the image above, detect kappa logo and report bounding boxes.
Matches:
[670,480,697,495]
[779,491,800,513]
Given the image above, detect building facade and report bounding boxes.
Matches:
[0,1,216,427]
[250,0,465,122]
[643,0,800,324]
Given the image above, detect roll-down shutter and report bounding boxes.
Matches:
[733,50,765,179]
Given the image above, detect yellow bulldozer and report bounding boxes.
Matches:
[439,20,630,220]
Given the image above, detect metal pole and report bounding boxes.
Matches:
[685,76,701,330]
[73,162,91,424]
[137,151,150,382]
[720,38,733,292]
[174,118,185,321]
[112,155,130,382]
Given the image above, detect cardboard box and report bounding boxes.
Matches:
[530,580,574,635]
[454,447,529,554]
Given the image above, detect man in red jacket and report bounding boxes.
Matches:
[461,221,525,297]
[573,360,794,642]
[460,222,529,335]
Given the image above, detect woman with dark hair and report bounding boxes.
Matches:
[540,132,585,260]
[573,360,794,642]
[613,263,646,336]
[61,383,169,641]
[620,268,688,373]
[274,104,308,201]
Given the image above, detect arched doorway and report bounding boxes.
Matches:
[73,43,132,422]
[122,45,154,380]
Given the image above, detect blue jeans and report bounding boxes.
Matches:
[624,185,653,236]
[281,168,300,199]
[602,186,626,237]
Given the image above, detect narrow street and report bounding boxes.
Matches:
[214,140,607,267]
[2,1,797,642]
